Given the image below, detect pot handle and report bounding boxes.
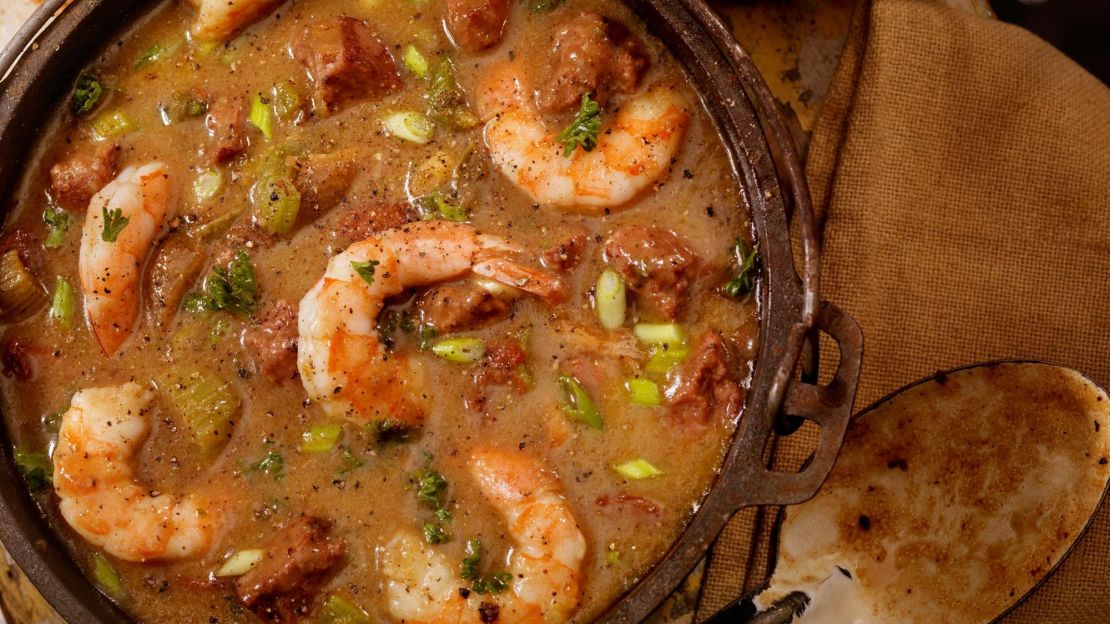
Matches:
[734,301,863,507]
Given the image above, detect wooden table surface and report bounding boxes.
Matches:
[0,1,984,622]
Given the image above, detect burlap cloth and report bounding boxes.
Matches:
[698,0,1110,621]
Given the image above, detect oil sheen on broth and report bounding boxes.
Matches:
[0,0,759,621]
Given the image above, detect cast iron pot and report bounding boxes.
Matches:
[0,1,864,622]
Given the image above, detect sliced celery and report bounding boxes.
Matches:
[215,549,264,577]
[613,458,663,480]
[595,269,626,329]
[163,370,239,458]
[431,337,485,363]
[92,111,138,139]
[625,378,661,406]
[633,323,686,346]
[0,250,45,321]
[301,423,343,453]
[383,111,434,144]
[250,175,301,235]
[92,553,125,599]
[248,94,273,140]
[559,375,603,430]
[50,277,76,330]
[319,595,373,624]
[271,81,302,121]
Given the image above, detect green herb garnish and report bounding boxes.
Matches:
[351,260,380,286]
[42,205,72,249]
[100,207,130,242]
[13,449,52,492]
[459,539,511,593]
[423,521,449,544]
[249,452,284,480]
[473,571,513,595]
[723,239,759,299]
[412,468,448,509]
[425,58,479,131]
[557,93,602,157]
[461,538,482,580]
[71,74,103,116]
[184,250,259,315]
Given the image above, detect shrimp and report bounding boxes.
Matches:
[52,382,222,562]
[79,162,174,356]
[186,0,284,42]
[380,448,587,623]
[298,220,564,427]
[476,62,690,213]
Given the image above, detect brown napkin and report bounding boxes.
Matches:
[699,0,1110,620]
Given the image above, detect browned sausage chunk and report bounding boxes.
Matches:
[334,202,413,243]
[293,17,401,113]
[0,228,43,275]
[446,0,510,52]
[288,150,358,216]
[205,95,249,163]
[245,299,300,384]
[236,516,345,621]
[416,281,510,333]
[603,224,697,320]
[664,332,742,427]
[540,13,650,113]
[146,235,206,328]
[468,337,529,413]
[49,142,119,211]
[541,228,589,272]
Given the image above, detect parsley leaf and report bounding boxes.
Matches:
[459,539,511,594]
[100,207,130,242]
[423,521,449,544]
[71,74,104,116]
[249,452,284,480]
[412,468,448,509]
[351,260,380,286]
[184,250,259,315]
[557,93,602,157]
[42,205,72,249]
[473,571,512,595]
[723,239,760,299]
[461,539,482,580]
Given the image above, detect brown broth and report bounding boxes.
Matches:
[1,0,758,621]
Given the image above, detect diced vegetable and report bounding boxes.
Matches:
[133,38,182,68]
[557,93,601,157]
[459,539,510,594]
[92,111,138,139]
[425,58,479,130]
[423,521,449,544]
[50,277,76,330]
[337,445,365,474]
[250,175,301,235]
[301,424,343,453]
[250,451,285,480]
[249,94,274,140]
[319,595,373,624]
[460,538,481,580]
[271,81,302,121]
[604,546,621,565]
[71,74,104,116]
[402,45,429,78]
[184,250,259,315]
[644,343,690,374]
[626,378,662,406]
[473,571,512,595]
[383,111,434,144]
[100,206,130,242]
[351,260,379,286]
[92,553,125,599]
[595,269,626,329]
[13,448,52,492]
[613,458,664,480]
[0,250,45,321]
[193,168,224,204]
[431,337,485,363]
[724,239,760,299]
[412,468,448,509]
[559,375,603,430]
[633,323,686,347]
[215,549,264,577]
[418,193,467,222]
[163,370,240,458]
[42,205,72,249]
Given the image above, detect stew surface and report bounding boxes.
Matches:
[0,0,759,621]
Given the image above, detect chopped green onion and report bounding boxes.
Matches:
[319,595,373,624]
[595,269,626,329]
[193,168,224,204]
[403,45,429,77]
[644,343,690,374]
[557,93,601,157]
[215,549,264,577]
[301,424,343,453]
[626,378,661,406]
[13,448,51,492]
[559,375,603,430]
[384,111,435,144]
[431,337,486,363]
[633,323,686,347]
[249,94,274,140]
[91,111,138,139]
[50,277,76,330]
[613,458,664,480]
[71,74,103,116]
[250,175,301,235]
[42,205,72,249]
[724,239,760,299]
[271,81,302,121]
[163,370,240,458]
[92,553,125,599]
